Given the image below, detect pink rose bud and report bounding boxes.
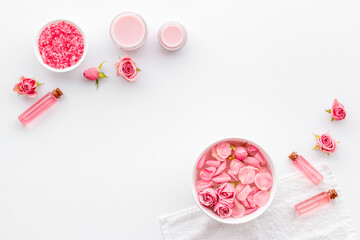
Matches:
[214,200,233,218]
[13,76,42,98]
[216,183,236,201]
[115,55,140,82]
[326,98,346,121]
[234,146,248,160]
[198,188,218,207]
[83,62,108,89]
[314,133,337,155]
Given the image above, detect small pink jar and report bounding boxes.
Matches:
[158,21,187,51]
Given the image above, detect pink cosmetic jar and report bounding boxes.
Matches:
[110,12,148,51]
[158,21,187,51]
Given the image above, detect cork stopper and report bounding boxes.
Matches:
[52,88,63,99]
[327,189,338,199]
[288,152,298,161]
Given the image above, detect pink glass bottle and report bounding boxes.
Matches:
[18,88,63,126]
[295,189,338,216]
[289,152,324,185]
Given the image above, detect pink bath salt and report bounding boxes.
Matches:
[205,160,221,168]
[196,154,206,169]
[211,146,226,162]
[245,208,258,215]
[228,170,238,181]
[254,191,270,207]
[236,184,252,201]
[234,146,248,160]
[216,142,232,159]
[200,167,216,181]
[246,144,259,156]
[230,159,245,175]
[214,161,227,176]
[238,166,256,184]
[243,157,261,168]
[254,172,273,190]
[232,200,245,218]
[38,21,85,69]
[212,173,231,184]
[196,180,214,193]
[254,152,266,165]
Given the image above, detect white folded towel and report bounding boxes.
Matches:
[160,162,357,240]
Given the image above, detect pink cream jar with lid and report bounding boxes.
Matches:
[110,12,148,51]
[158,21,187,51]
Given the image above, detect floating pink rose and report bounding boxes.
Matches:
[13,76,42,98]
[214,199,233,218]
[83,62,108,89]
[115,55,140,82]
[216,183,235,201]
[326,99,346,121]
[314,133,337,155]
[199,188,218,207]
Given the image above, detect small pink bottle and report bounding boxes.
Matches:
[295,189,338,216]
[289,152,324,185]
[19,88,63,126]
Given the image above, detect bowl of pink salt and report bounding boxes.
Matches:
[192,138,278,224]
[34,19,87,73]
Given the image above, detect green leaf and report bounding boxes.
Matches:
[231,181,239,187]
[327,153,330,156]
[98,72,108,79]
[331,117,334,121]
[313,133,320,139]
[314,145,319,150]
[325,109,331,114]
[98,61,105,71]
[36,82,44,86]
[136,68,141,72]
[96,79,99,90]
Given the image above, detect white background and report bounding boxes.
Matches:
[0,0,359,239]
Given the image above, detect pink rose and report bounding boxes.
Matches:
[13,76,41,98]
[315,133,337,154]
[115,55,140,82]
[198,188,218,207]
[327,99,346,121]
[214,199,233,218]
[216,183,235,201]
[83,62,108,89]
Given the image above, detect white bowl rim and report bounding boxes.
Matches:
[34,19,88,73]
[191,137,278,224]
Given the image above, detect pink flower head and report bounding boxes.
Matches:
[327,99,346,121]
[83,62,108,89]
[13,76,42,98]
[214,199,233,218]
[115,55,140,82]
[198,188,218,207]
[216,183,235,201]
[315,133,337,154]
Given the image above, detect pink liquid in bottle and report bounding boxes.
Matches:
[18,88,63,126]
[295,189,338,216]
[289,152,324,185]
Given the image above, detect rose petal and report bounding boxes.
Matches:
[216,142,232,159]
[254,152,266,165]
[211,146,226,162]
[250,186,260,195]
[243,157,260,168]
[214,161,227,176]
[246,144,259,156]
[196,180,214,193]
[238,166,256,184]
[246,193,256,208]
[200,167,216,181]
[254,172,273,190]
[241,199,250,209]
[228,170,238,181]
[245,208,258,215]
[232,200,245,218]
[212,172,231,184]
[235,183,246,195]
[234,146,248,160]
[254,190,270,207]
[236,184,252,201]
[205,160,221,168]
[196,154,206,169]
[230,159,245,175]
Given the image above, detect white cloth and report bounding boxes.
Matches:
[160,162,357,240]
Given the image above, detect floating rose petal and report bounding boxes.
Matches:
[228,170,238,181]
[216,142,232,159]
[243,157,261,168]
[205,160,221,168]
[235,183,245,195]
[234,146,248,160]
[245,208,258,215]
[246,144,259,156]
[214,161,227,176]
[200,167,216,181]
[196,154,206,169]
[241,199,250,209]
[238,166,256,184]
[211,146,226,162]
[246,193,256,208]
[230,159,245,175]
[212,173,231,184]
[232,200,245,218]
[236,184,252,201]
[196,180,214,193]
[254,172,273,190]
[254,190,270,207]
[254,152,266,165]
[250,186,260,195]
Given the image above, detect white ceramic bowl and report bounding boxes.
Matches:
[191,138,278,224]
[34,19,88,73]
